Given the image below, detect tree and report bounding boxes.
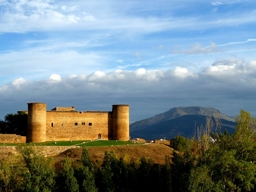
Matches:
[21,156,56,192]
[81,147,93,170]
[100,151,116,192]
[0,112,27,135]
[0,159,23,192]
[187,110,256,192]
[58,158,79,192]
[17,146,56,192]
[75,166,98,192]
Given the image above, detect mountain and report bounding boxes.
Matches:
[130,106,236,140]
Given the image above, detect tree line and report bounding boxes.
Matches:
[0,146,172,192]
[0,110,256,191]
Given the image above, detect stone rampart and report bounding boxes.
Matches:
[0,134,26,143]
[0,146,80,158]
[46,111,112,141]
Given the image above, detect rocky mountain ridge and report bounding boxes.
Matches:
[130,106,236,139]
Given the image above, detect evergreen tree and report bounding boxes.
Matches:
[112,157,129,192]
[137,157,153,192]
[162,156,172,192]
[74,165,98,192]
[81,166,98,192]
[100,151,116,192]
[57,158,79,192]
[81,147,93,170]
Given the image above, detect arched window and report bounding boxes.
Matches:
[51,123,54,127]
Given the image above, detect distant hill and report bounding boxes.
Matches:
[130,106,236,140]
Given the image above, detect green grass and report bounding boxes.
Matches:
[0,140,139,147]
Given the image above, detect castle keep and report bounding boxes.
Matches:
[27,103,129,143]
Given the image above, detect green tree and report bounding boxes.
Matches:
[100,151,116,192]
[3,112,28,135]
[0,159,23,192]
[21,156,56,192]
[111,157,129,192]
[162,156,172,192]
[74,160,98,192]
[171,136,196,192]
[81,147,93,170]
[18,146,56,192]
[58,158,79,192]
[187,110,256,192]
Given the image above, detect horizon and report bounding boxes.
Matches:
[1,0,256,123]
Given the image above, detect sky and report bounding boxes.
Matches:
[1,0,256,123]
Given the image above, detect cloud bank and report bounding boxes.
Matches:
[1,59,256,123]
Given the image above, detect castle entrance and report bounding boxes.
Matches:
[98,133,102,139]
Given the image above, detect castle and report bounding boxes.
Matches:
[27,103,130,143]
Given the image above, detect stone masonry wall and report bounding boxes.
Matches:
[0,134,26,143]
[46,111,113,141]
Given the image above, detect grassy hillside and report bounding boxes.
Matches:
[0,141,173,165]
[54,143,173,165]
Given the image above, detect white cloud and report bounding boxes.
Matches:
[0,0,93,32]
[0,0,254,37]
[219,39,256,47]
[88,71,106,81]
[174,67,192,78]
[135,68,146,76]
[48,74,62,82]
[12,77,26,88]
[247,60,256,71]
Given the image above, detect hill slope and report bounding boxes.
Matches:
[54,144,173,165]
[130,106,236,140]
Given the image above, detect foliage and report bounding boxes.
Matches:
[76,147,98,192]
[17,145,57,192]
[81,147,93,170]
[172,110,256,192]
[0,112,28,135]
[1,109,255,191]
[58,158,79,192]
[0,158,23,192]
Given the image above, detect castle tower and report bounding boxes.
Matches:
[112,104,129,141]
[27,103,46,143]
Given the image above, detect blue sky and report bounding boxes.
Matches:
[1,0,256,123]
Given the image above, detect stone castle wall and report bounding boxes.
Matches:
[27,103,130,143]
[46,111,113,141]
[0,103,129,144]
[0,134,26,143]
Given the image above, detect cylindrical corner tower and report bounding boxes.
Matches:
[27,103,46,143]
[112,104,129,141]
